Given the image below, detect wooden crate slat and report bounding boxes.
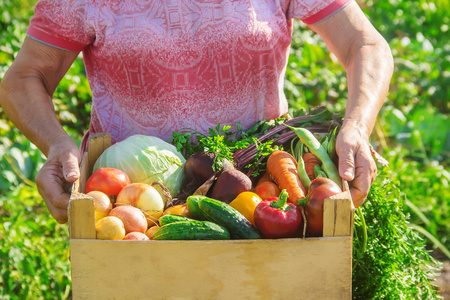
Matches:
[71,237,352,300]
[323,189,354,237]
[68,133,111,239]
[68,193,95,239]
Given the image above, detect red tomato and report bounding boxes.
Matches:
[85,168,131,196]
[305,179,342,236]
[309,177,341,193]
[254,181,281,200]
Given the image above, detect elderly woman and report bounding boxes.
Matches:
[0,0,393,223]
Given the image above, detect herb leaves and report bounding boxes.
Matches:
[352,167,441,299]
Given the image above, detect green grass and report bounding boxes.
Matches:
[0,185,71,300]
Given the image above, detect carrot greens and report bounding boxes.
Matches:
[352,167,441,299]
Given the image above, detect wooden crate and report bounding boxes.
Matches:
[69,133,355,300]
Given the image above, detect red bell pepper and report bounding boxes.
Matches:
[254,189,302,238]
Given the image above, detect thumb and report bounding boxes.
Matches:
[62,151,80,182]
[338,148,355,182]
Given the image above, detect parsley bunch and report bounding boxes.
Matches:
[168,122,281,175]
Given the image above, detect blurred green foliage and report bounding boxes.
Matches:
[286,0,450,255]
[0,185,71,300]
[0,0,449,299]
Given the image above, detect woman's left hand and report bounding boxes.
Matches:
[335,120,377,207]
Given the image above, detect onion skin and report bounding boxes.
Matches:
[163,204,191,217]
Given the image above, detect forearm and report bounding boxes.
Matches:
[309,1,394,137]
[0,73,75,157]
[343,36,394,137]
[0,37,79,157]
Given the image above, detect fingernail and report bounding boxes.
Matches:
[344,171,354,179]
[66,172,78,179]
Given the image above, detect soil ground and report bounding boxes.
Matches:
[433,248,450,299]
[436,260,450,299]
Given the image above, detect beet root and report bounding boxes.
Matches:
[185,151,234,181]
[177,151,235,201]
[185,152,216,182]
[210,169,253,203]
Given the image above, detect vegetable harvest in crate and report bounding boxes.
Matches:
[83,106,372,240]
[75,107,442,299]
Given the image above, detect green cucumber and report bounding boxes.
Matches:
[186,195,208,220]
[158,214,195,226]
[153,221,230,240]
[197,196,262,239]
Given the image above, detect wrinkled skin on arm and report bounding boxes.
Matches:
[0,37,80,223]
[309,1,394,207]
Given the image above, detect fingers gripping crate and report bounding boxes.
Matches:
[69,133,355,300]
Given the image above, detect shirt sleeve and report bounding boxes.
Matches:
[286,0,353,25]
[26,0,95,52]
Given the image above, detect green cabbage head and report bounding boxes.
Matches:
[93,134,185,199]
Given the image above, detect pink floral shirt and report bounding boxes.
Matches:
[27,0,351,145]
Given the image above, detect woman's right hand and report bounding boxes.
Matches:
[35,140,81,224]
[0,37,82,224]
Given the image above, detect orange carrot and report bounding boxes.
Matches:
[303,152,322,181]
[266,150,307,203]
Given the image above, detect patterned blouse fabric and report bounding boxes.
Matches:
[27,0,351,145]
